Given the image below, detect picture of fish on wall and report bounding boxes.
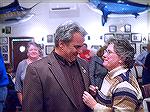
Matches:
[0,0,40,24]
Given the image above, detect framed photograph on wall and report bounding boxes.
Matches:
[45,45,54,55]
[131,33,142,42]
[2,53,8,62]
[123,34,131,41]
[148,33,150,42]
[104,33,115,42]
[116,33,123,38]
[5,26,11,34]
[2,45,8,53]
[124,24,131,32]
[130,43,136,54]
[1,37,8,44]
[47,35,54,43]
[140,44,147,53]
[109,25,117,32]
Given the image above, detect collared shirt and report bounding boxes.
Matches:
[135,50,148,66]
[93,66,143,112]
[53,51,88,112]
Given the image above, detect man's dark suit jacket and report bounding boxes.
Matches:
[23,52,91,112]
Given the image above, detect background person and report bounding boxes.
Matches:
[135,42,150,68]
[15,42,42,105]
[142,52,150,85]
[23,21,91,112]
[79,43,92,62]
[89,46,108,89]
[82,37,143,112]
[0,52,9,112]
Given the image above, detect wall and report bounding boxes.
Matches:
[0,1,149,57]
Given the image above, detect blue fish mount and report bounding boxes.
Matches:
[89,0,150,26]
[0,0,40,23]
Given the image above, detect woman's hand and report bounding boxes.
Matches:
[89,85,98,96]
[82,91,97,110]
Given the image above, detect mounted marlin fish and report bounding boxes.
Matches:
[0,0,39,23]
[89,0,150,26]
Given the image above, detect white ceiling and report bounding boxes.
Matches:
[0,0,150,3]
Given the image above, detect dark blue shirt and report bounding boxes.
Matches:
[0,52,9,87]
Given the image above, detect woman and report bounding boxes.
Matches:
[82,37,143,112]
[15,42,42,105]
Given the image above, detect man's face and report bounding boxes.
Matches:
[61,32,85,62]
[103,44,122,71]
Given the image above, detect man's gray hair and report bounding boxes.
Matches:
[54,21,87,47]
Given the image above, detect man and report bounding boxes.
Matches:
[0,52,9,112]
[135,42,150,68]
[23,21,91,112]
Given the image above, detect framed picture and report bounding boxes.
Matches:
[2,45,8,53]
[148,33,150,42]
[123,34,131,41]
[5,26,11,34]
[47,35,54,43]
[1,37,8,44]
[45,45,54,55]
[140,44,147,53]
[131,33,142,42]
[116,33,123,38]
[130,43,136,54]
[104,33,115,42]
[124,24,131,32]
[91,45,101,51]
[2,53,8,62]
[109,25,117,32]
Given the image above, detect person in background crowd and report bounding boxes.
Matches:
[23,21,91,112]
[135,42,150,68]
[79,43,92,62]
[82,37,143,112]
[142,51,150,85]
[15,42,42,105]
[0,52,9,112]
[4,64,20,112]
[89,46,108,89]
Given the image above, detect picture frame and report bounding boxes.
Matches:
[123,34,131,41]
[2,53,8,62]
[124,24,131,32]
[104,33,115,42]
[131,33,142,42]
[130,43,136,54]
[5,26,11,34]
[1,37,8,44]
[140,44,147,53]
[47,35,54,43]
[116,33,123,38]
[45,45,54,55]
[2,45,8,53]
[109,25,117,32]
[148,33,150,42]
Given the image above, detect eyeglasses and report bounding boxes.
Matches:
[104,49,116,55]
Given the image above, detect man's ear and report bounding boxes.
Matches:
[59,41,65,50]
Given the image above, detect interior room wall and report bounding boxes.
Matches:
[0,1,149,57]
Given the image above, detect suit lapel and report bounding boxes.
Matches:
[77,58,90,92]
[47,53,77,108]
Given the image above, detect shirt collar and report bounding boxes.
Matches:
[108,66,128,79]
[53,51,76,66]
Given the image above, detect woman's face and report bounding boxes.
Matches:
[27,45,40,59]
[103,43,122,71]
